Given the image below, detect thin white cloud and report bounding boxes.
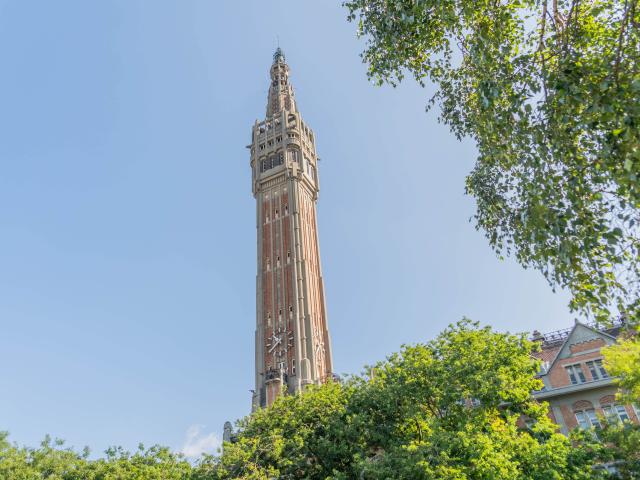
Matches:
[180,425,221,457]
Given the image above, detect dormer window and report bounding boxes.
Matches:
[586,359,608,380]
[566,364,586,384]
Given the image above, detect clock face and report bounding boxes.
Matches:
[266,330,294,355]
[266,332,283,354]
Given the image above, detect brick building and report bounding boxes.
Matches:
[532,320,639,434]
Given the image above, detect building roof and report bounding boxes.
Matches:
[532,319,624,353]
[532,319,624,374]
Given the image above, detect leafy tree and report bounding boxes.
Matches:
[603,325,640,402]
[343,0,640,325]
[207,380,350,479]
[0,431,195,480]
[2,323,632,478]
[213,321,602,479]
[596,421,640,479]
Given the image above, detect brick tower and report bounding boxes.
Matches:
[249,49,333,409]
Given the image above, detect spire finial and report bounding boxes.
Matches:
[273,47,285,64]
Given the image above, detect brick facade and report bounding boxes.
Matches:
[532,321,638,434]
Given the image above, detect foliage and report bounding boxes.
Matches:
[603,326,640,402]
[596,421,640,479]
[343,0,640,325]
[0,432,195,480]
[212,320,601,479]
[3,322,635,478]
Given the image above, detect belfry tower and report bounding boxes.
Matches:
[249,49,333,409]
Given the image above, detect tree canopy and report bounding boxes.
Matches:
[0,433,195,480]
[3,321,639,478]
[344,0,640,325]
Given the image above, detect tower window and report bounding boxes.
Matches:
[284,205,289,215]
[292,359,296,375]
[261,156,274,172]
[286,251,291,263]
[276,256,280,267]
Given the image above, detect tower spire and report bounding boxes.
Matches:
[266,48,297,117]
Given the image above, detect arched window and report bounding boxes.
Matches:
[602,404,630,423]
[573,401,600,430]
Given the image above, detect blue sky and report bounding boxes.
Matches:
[0,1,576,457]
